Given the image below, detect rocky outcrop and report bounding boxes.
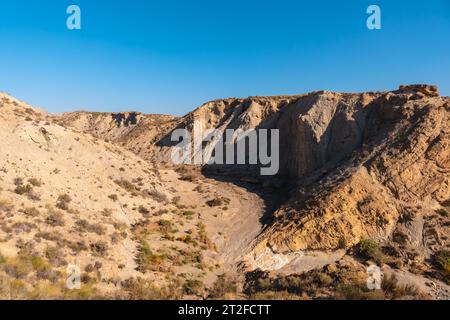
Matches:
[247,85,449,268]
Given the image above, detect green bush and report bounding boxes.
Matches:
[357,239,385,264]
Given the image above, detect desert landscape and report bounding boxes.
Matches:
[0,84,449,300]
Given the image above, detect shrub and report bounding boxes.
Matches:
[179,174,196,182]
[335,283,385,300]
[75,220,105,235]
[114,179,136,193]
[145,189,168,203]
[182,279,203,296]
[14,184,33,195]
[122,278,182,300]
[22,207,40,217]
[46,211,65,227]
[136,240,167,272]
[208,274,238,299]
[108,194,118,202]
[14,177,24,186]
[90,241,108,256]
[138,205,149,215]
[357,239,385,264]
[158,220,172,232]
[56,194,71,210]
[434,250,450,282]
[206,198,222,207]
[436,208,449,217]
[28,178,42,187]
[45,246,67,267]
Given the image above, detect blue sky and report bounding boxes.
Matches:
[0,0,449,115]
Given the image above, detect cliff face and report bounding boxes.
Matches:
[246,85,449,269]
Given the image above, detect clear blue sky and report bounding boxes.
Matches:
[0,0,449,115]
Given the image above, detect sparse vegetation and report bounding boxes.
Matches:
[145,189,168,203]
[75,219,106,235]
[108,194,118,202]
[138,205,149,215]
[90,241,109,257]
[14,184,33,196]
[56,194,72,211]
[136,239,168,272]
[434,250,450,283]
[208,274,238,299]
[28,178,42,187]
[114,179,137,193]
[356,239,385,265]
[182,279,203,296]
[45,210,65,227]
[22,207,40,217]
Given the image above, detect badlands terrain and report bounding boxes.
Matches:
[0,84,449,300]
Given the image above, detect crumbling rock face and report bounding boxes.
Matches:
[247,86,449,265]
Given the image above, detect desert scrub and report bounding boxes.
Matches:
[434,250,450,283]
[158,219,173,232]
[138,205,150,215]
[114,179,137,193]
[90,241,109,257]
[1,256,33,279]
[178,235,197,246]
[335,282,385,300]
[14,184,33,195]
[182,279,203,296]
[145,189,168,203]
[197,222,213,250]
[45,246,67,267]
[21,206,40,217]
[75,219,106,235]
[28,178,42,187]
[56,194,71,210]
[206,196,231,208]
[182,210,195,217]
[108,194,118,202]
[208,274,238,299]
[122,278,182,300]
[0,276,28,299]
[136,239,169,272]
[356,239,385,265]
[436,208,449,217]
[46,210,65,227]
[336,274,421,300]
[35,231,65,246]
